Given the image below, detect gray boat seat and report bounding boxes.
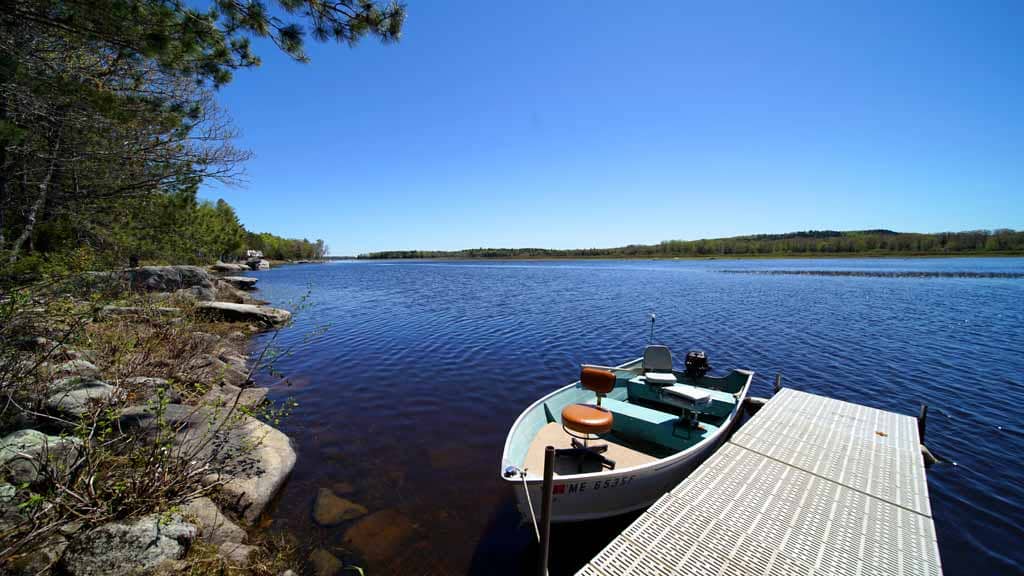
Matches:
[661,384,712,409]
[643,345,677,385]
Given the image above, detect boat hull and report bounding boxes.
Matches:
[509,408,741,523]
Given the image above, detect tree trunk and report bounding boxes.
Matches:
[9,136,60,262]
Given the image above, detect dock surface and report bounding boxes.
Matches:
[577,388,942,575]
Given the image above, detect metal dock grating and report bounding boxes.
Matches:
[578,388,941,576]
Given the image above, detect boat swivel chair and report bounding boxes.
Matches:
[558,367,617,472]
[643,345,677,385]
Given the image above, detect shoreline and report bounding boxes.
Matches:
[0,264,300,574]
[348,251,1024,262]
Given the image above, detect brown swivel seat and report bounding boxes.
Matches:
[558,367,617,471]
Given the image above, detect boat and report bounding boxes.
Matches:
[500,345,753,523]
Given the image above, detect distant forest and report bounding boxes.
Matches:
[358,229,1024,259]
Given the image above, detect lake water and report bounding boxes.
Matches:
[247,258,1024,575]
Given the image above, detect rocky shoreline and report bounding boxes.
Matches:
[0,264,300,575]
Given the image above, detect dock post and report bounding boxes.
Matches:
[538,446,555,576]
[773,373,782,393]
[918,404,928,442]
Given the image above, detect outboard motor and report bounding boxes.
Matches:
[684,350,710,379]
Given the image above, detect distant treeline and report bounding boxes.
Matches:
[358,229,1024,259]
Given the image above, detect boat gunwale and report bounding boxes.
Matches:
[500,359,753,484]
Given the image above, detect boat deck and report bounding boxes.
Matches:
[524,422,658,475]
[577,387,942,575]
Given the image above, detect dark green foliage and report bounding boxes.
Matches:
[8,0,406,86]
[358,229,1024,259]
[1,0,399,279]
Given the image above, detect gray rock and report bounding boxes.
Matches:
[8,533,67,575]
[222,276,258,290]
[60,513,196,576]
[99,305,182,319]
[218,542,258,566]
[313,488,367,526]
[213,415,297,524]
[179,354,250,387]
[173,285,216,302]
[181,497,247,545]
[46,377,123,417]
[119,404,296,525]
[309,548,343,576]
[0,430,82,484]
[212,262,249,272]
[250,259,271,271]
[126,265,213,293]
[214,281,258,304]
[0,483,25,532]
[51,359,100,379]
[195,302,291,328]
[122,376,182,404]
[202,384,268,410]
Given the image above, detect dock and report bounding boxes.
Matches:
[576,388,942,575]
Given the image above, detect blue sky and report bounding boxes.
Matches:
[203,1,1023,256]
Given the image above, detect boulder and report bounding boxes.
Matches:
[173,285,217,302]
[46,377,123,417]
[0,430,83,484]
[312,488,367,526]
[202,384,268,410]
[213,415,297,523]
[309,548,343,576]
[0,483,25,532]
[178,354,250,387]
[127,265,213,293]
[212,262,249,272]
[341,509,417,565]
[248,259,271,271]
[222,276,258,290]
[119,404,296,524]
[214,281,259,304]
[122,376,182,404]
[7,533,67,576]
[50,359,100,379]
[181,496,247,545]
[195,302,291,328]
[60,513,196,576]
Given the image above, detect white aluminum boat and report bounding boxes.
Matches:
[500,346,753,523]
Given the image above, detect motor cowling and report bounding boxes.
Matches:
[684,350,710,379]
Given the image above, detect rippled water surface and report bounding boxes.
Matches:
[247,258,1024,575]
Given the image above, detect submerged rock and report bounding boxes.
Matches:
[309,548,343,576]
[0,429,82,484]
[342,509,417,565]
[60,513,196,576]
[312,488,367,526]
[195,302,291,327]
